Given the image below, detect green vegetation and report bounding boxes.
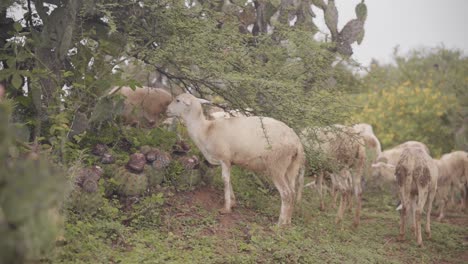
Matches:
[1,1,467,263]
[48,171,466,264]
[353,81,458,157]
[351,47,468,156]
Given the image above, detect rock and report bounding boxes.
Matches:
[126,153,146,173]
[140,145,152,155]
[101,153,115,164]
[75,166,103,187]
[88,166,104,181]
[145,150,159,163]
[82,179,98,193]
[172,140,191,155]
[152,151,171,169]
[178,155,200,170]
[92,143,108,156]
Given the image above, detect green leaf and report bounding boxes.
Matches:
[13,22,22,32]
[11,73,23,89]
[6,57,16,69]
[63,71,74,78]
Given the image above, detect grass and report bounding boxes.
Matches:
[48,170,467,264]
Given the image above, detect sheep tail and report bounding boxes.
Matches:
[295,145,306,203]
[296,165,305,203]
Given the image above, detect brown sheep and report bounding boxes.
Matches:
[110,86,173,128]
[395,147,438,246]
[166,93,305,226]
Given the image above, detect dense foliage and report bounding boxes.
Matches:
[0,101,68,263]
[351,47,467,155]
[1,1,467,263]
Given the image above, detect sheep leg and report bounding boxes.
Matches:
[353,186,362,228]
[425,187,436,239]
[410,196,417,237]
[272,176,294,226]
[416,188,429,246]
[229,183,237,208]
[219,161,233,214]
[464,185,468,211]
[332,186,338,209]
[335,192,346,227]
[461,185,467,210]
[347,193,354,213]
[437,194,446,221]
[398,187,409,241]
[318,172,325,211]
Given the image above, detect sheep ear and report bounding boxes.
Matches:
[371,163,379,168]
[387,164,396,169]
[198,98,211,105]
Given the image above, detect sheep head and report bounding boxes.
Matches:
[371,162,396,182]
[167,93,211,119]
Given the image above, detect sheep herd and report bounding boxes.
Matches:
[116,86,468,247]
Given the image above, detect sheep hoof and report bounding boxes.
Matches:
[352,221,359,228]
[425,231,431,239]
[219,208,232,214]
[398,235,405,242]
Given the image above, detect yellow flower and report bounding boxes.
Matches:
[402,80,411,87]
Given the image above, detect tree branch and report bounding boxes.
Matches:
[35,0,49,25]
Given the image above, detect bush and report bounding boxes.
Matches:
[352,81,458,157]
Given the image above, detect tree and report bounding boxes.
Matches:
[357,47,468,152]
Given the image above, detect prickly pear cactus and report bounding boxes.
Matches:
[355,1,367,22]
[0,101,68,263]
[67,165,105,215]
[114,167,148,196]
[67,187,104,216]
[166,156,203,190]
[145,165,165,188]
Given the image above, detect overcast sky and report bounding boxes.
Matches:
[314,0,468,66]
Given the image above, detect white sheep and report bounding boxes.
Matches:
[352,123,382,182]
[395,147,438,246]
[109,86,173,128]
[206,105,249,120]
[166,93,305,226]
[371,141,430,188]
[435,150,468,220]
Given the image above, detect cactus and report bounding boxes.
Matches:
[0,101,68,263]
[114,167,148,196]
[355,1,367,22]
[67,187,104,216]
[166,156,203,190]
[324,0,338,41]
[145,165,165,188]
[315,0,367,55]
